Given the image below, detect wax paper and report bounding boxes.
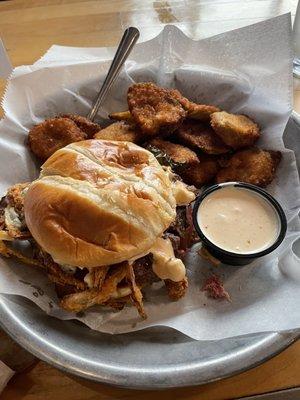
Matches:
[0,14,299,340]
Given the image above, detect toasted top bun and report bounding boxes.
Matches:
[24,140,177,268]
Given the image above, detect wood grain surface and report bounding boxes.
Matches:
[0,1,299,399]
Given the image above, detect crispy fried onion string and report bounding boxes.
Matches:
[126,262,147,319]
[47,262,86,291]
[0,231,14,241]
[90,266,110,289]
[60,262,128,313]
[0,240,44,269]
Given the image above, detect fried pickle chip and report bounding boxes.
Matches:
[61,114,101,138]
[211,111,260,149]
[111,105,220,123]
[187,104,221,120]
[94,121,140,143]
[127,82,187,136]
[28,118,87,161]
[114,84,219,127]
[110,103,219,123]
[126,263,147,319]
[180,154,220,187]
[148,138,199,168]
[164,277,188,300]
[171,90,220,121]
[60,262,128,312]
[109,111,133,122]
[216,147,281,187]
[176,120,229,154]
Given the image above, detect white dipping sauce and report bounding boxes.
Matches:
[197,186,279,254]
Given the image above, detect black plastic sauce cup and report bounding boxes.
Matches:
[192,182,287,266]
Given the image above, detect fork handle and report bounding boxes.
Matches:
[87,27,140,121]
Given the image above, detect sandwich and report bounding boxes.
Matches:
[0,139,196,318]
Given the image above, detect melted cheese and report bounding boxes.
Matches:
[111,286,132,298]
[165,166,195,206]
[83,270,94,287]
[172,180,195,206]
[150,237,186,282]
[61,264,77,274]
[4,206,23,229]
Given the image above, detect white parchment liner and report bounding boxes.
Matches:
[0,14,299,340]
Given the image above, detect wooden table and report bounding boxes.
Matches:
[0,1,299,399]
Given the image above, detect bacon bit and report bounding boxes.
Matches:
[198,247,221,267]
[202,274,231,301]
[179,204,199,253]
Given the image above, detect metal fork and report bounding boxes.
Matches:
[87,27,140,122]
